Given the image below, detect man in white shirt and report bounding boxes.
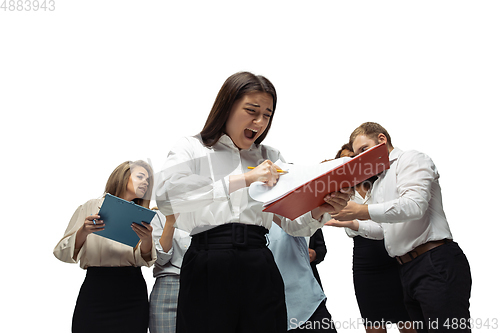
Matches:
[332,122,472,333]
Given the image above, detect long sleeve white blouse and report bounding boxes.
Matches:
[156,134,330,236]
[53,197,157,269]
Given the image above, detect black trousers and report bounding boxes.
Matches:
[399,241,472,333]
[289,300,337,332]
[176,223,287,333]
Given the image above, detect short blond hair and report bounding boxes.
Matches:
[349,122,392,148]
[104,160,154,208]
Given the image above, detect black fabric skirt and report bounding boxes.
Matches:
[352,236,411,324]
[72,266,149,333]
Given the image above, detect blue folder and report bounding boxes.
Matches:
[94,193,156,248]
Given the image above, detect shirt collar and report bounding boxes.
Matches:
[376,147,402,178]
[354,189,371,204]
[217,134,234,147]
[389,147,403,163]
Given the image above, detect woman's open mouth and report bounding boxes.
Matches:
[244,128,258,139]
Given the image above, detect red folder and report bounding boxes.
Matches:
[263,143,390,220]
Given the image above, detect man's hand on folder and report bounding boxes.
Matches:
[331,201,370,221]
[311,188,353,220]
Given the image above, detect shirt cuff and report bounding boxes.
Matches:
[319,212,331,224]
[282,211,328,237]
[356,220,384,240]
[147,247,157,266]
[344,226,361,238]
[154,242,173,266]
[368,203,385,223]
[357,220,371,238]
[56,232,82,264]
[135,243,157,267]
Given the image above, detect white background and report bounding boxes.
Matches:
[1,1,499,332]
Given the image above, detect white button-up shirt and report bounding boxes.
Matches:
[151,211,191,277]
[156,134,328,236]
[368,147,453,257]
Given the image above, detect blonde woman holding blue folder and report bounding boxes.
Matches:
[53,160,157,333]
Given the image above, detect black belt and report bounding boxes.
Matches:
[396,239,452,265]
[190,223,268,249]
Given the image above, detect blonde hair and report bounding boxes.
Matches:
[104,160,154,208]
[349,122,392,148]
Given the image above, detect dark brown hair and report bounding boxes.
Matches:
[349,122,392,148]
[319,144,353,164]
[200,71,277,146]
[335,143,353,159]
[104,160,154,208]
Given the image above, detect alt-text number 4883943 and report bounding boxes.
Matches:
[1,0,55,11]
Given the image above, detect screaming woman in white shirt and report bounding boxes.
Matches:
[155,71,352,333]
